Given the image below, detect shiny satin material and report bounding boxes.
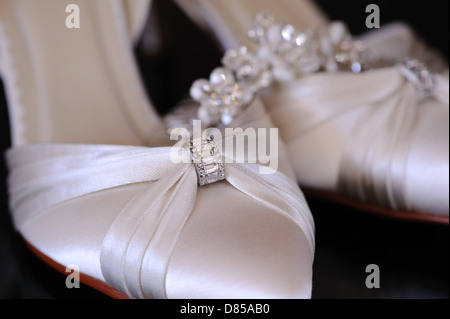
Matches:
[0,0,164,146]
[264,67,449,216]
[6,101,315,299]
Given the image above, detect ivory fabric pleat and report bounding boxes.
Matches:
[264,67,449,216]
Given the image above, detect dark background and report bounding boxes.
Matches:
[0,0,448,299]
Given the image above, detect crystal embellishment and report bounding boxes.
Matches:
[398,58,435,101]
[188,12,374,126]
[186,11,435,127]
[189,136,225,186]
[248,12,321,80]
[249,13,367,77]
[190,47,271,126]
[318,22,368,73]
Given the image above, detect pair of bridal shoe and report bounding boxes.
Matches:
[175,0,449,224]
[1,0,448,300]
[0,0,314,298]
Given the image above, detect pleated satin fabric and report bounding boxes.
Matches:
[6,100,315,298]
[264,67,449,216]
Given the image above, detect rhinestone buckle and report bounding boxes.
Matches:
[189,136,225,186]
[398,58,435,101]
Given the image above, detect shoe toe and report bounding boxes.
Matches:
[165,182,314,299]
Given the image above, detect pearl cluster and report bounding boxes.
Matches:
[190,47,272,126]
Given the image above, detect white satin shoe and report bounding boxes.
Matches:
[174,0,449,224]
[0,0,315,298]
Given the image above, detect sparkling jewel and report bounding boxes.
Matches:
[249,12,370,77]
[222,46,271,91]
[220,113,233,125]
[281,24,295,42]
[190,79,210,101]
[398,58,435,100]
[295,33,307,46]
[190,137,225,186]
[209,67,235,86]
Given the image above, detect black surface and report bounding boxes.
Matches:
[0,0,448,300]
